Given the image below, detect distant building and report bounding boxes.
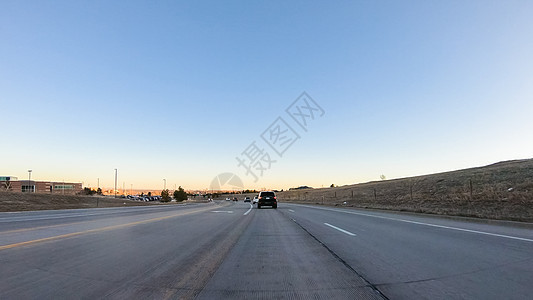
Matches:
[0,176,82,194]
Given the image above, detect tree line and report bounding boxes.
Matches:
[80,186,188,203]
[160,186,187,202]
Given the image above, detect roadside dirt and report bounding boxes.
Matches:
[0,192,169,212]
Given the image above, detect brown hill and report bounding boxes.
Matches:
[280,159,533,222]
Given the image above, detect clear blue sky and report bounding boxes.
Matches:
[1,1,532,191]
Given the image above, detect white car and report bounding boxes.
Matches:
[252,196,259,204]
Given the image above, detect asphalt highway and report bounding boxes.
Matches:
[1,201,532,299]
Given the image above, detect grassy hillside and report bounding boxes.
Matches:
[279,159,533,222]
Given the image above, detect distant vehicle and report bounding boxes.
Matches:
[257,191,277,209]
[233,197,238,201]
[225,198,230,201]
[252,196,258,204]
[243,197,251,202]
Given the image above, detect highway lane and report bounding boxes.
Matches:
[0,204,189,226]
[1,200,532,299]
[0,204,210,248]
[0,201,252,299]
[0,201,383,299]
[197,205,383,299]
[282,203,533,299]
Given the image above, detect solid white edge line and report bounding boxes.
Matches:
[296,204,533,243]
[244,203,253,216]
[288,209,295,212]
[324,223,357,236]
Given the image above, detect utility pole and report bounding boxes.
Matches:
[163,179,166,190]
[114,169,118,198]
[131,184,133,196]
[28,170,32,193]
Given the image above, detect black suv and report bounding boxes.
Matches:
[257,191,277,209]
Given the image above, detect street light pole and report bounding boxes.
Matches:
[28,170,32,193]
[163,179,166,191]
[114,169,118,198]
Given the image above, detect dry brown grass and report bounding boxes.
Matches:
[279,159,533,222]
[0,192,170,212]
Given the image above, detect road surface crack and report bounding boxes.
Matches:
[289,218,390,300]
[374,256,533,287]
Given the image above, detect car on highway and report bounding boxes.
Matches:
[252,196,258,204]
[233,197,238,202]
[243,197,251,202]
[257,191,277,209]
[225,198,230,201]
